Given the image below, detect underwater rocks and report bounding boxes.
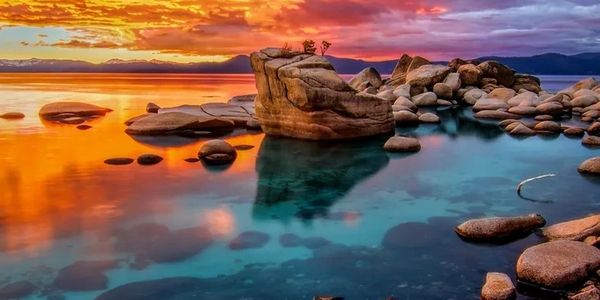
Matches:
[125,112,235,136]
[481,272,516,300]
[383,136,421,153]
[516,240,600,290]
[250,48,394,140]
[198,139,237,165]
[136,154,163,165]
[145,226,213,262]
[578,157,600,175]
[39,102,112,123]
[541,214,600,241]
[0,112,25,119]
[228,231,270,250]
[455,214,546,242]
[95,277,204,300]
[0,280,37,299]
[279,233,332,249]
[53,260,118,291]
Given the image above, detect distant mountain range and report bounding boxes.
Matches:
[1,53,599,75]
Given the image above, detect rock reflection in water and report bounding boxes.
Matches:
[424,107,504,140]
[253,136,390,221]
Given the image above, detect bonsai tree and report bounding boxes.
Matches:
[320,40,332,56]
[302,40,317,54]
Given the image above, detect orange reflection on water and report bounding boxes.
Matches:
[202,207,236,238]
[0,73,260,258]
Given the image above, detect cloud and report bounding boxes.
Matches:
[1,0,599,60]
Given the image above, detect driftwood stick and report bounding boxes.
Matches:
[516,173,556,196]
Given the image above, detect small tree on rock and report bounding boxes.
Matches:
[302,40,317,54]
[320,40,332,56]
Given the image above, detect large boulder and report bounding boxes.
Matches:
[478,61,516,87]
[578,158,600,175]
[473,98,510,111]
[559,77,599,98]
[348,67,383,90]
[443,72,462,91]
[542,214,600,241]
[388,54,430,86]
[481,272,516,300]
[488,88,517,102]
[513,74,541,93]
[516,240,600,290]
[458,64,482,86]
[433,82,453,99]
[406,64,452,88]
[455,214,546,242]
[250,48,394,140]
[463,88,487,105]
[507,91,539,107]
[412,92,438,106]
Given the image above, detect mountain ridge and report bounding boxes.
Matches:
[1,53,599,75]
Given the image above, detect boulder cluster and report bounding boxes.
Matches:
[455,214,600,299]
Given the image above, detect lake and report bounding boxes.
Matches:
[0,73,599,299]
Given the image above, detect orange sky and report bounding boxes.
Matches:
[0,0,598,62]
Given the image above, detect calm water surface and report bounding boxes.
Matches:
[0,73,599,299]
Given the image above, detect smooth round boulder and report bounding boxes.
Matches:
[433,82,453,99]
[418,112,440,123]
[393,96,417,112]
[535,115,554,121]
[587,122,600,136]
[228,231,270,250]
[443,72,461,91]
[508,106,538,115]
[542,214,600,241]
[146,102,160,113]
[537,102,564,115]
[198,139,237,165]
[39,102,112,119]
[534,121,562,133]
[481,272,516,300]
[571,95,599,108]
[393,111,419,125]
[104,158,134,165]
[383,136,421,153]
[564,127,585,137]
[412,92,438,106]
[458,64,482,86]
[488,88,517,102]
[137,154,163,166]
[125,112,235,135]
[463,88,486,105]
[0,112,25,119]
[583,135,600,146]
[455,214,546,242]
[516,240,600,290]
[474,110,520,120]
[510,124,536,136]
[473,98,509,111]
[578,157,600,176]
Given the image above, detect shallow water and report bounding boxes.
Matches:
[0,73,599,300]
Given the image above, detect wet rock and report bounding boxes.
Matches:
[53,260,118,291]
[228,231,270,250]
[383,136,421,153]
[564,127,585,137]
[250,48,394,140]
[125,112,235,135]
[76,124,92,130]
[198,139,237,165]
[393,111,419,125]
[481,272,516,300]
[510,124,536,136]
[455,214,546,242]
[104,157,134,165]
[578,158,600,176]
[146,102,160,113]
[458,64,482,86]
[418,112,440,123]
[516,240,600,290]
[0,280,37,299]
[137,154,163,165]
[534,121,562,133]
[412,92,438,106]
[233,145,254,150]
[542,214,600,241]
[433,82,452,99]
[406,65,451,87]
[349,67,383,90]
[583,136,600,146]
[96,277,203,300]
[474,110,520,120]
[39,102,112,119]
[478,61,516,87]
[0,112,25,119]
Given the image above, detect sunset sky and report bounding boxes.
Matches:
[0,0,599,63]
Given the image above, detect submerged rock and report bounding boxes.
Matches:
[455,214,546,242]
[95,277,203,300]
[53,260,118,291]
[198,139,237,165]
[228,231,270,250]
[542,214,600,241]
[145,227,213,262]
[510,124,536,136]
[516,240,600,290]
[39,102,112,119]
[137,154,163,165]
[0,112,25,119]
[481,272,516,300]
[418,112,440,123]
[578,157,600,175]
[250,48,394,140]
[383,136,421,153]
[104,157,134,165]
[0,280,37,299]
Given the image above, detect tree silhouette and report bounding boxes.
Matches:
[302,40,316,54]
[320,40,332,56]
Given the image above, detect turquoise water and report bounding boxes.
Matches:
[0,74,599,300]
